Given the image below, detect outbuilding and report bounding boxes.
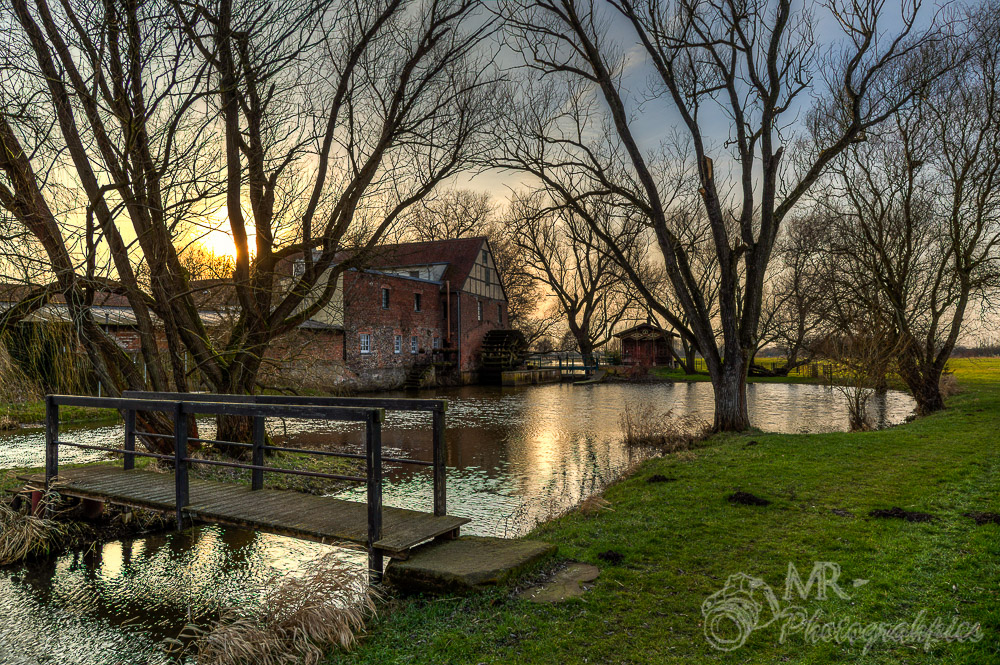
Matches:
[614,323,677,366]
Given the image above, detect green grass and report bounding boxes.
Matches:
[651,365,826,384]
[2,400,118,428]
[337,359,1000,664]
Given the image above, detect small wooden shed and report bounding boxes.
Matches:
[614,323,676,366]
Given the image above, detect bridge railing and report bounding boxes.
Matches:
[122,391,450,518]
[44,393,448,580]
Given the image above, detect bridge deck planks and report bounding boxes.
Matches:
[23,466,468,555]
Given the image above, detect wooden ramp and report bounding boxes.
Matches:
[23,466,468,557]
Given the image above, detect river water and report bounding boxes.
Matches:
[0,381,915,663]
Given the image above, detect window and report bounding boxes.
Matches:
[477,300,483,321]
[360,333,371,354]
[497,304,503,323]
[414,293,422,312]
[381,288,390,309]
[409,270,420,278]
[411,336,419,354]
[432,336,441,349]
[394,335,402,354]
[485,270,491,286]
[482,249,488,262]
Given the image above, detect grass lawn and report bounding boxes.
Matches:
[337,358,1000,664]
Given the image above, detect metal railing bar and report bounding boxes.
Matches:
[133,430,174,440]
[188,437,253,449]
[182,457,365,482]
[48,395,383,423]
[122,390,446,413]
[178,401,382,421]
[55,440,174,461]
[259,445,433,466]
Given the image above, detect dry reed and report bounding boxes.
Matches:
[618,403,710,451]
[171,551,380,665]
[0,490,71,564]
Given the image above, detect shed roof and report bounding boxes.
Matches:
[614,323,677,340]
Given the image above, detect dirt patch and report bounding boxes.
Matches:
[647,474,677,483]
[518,562,600,603]
[831,509,855,518]
[726,491,771,506]
[868,507,935,523]
[596,550,624,565]
[963,511,1000,526]
[743,440,759,449]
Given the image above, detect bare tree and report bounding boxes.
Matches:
[406,189,495,242]
[510,193,642,362]
[814,312,899,431]
[494,0,950,430]
[754,214,827,374]
[817,9,1000,414]
[0,0,493,447]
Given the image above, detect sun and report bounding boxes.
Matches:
[200,228,239,258]
[197,207,253,259]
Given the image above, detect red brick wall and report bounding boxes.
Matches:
[263,328,347,391]
[342,271,446,379]
[454,291,508,371]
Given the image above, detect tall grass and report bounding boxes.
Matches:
[618,403,710,451]
[0,489,71,564]
[169,552,380,664]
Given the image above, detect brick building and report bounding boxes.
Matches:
[0,236,510,391]
[338,236,509,386]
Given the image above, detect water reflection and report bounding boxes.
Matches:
[0,526,354,665]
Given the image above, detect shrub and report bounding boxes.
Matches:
[939,371,960,398]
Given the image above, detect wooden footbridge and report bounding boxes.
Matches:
[31,392,470,582]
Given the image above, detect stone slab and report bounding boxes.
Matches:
[385,536,557,594]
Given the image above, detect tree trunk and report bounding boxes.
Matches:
[908,372,945,415]
[709,358,752,431]
[683,342,697,375]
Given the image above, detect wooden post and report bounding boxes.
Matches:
[123,409,136,470]
[173,403,189,530]
[366,410,384,583]
[251,415,265,490]
[44,395,58,491]
[432,405,447,517]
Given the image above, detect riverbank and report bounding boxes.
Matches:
[1,400,117,430]
[337,358,1000,664]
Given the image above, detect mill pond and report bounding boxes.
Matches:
[0,382,916,664]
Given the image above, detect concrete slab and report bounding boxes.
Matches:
[518,563,600,603]
[385,536,557,594]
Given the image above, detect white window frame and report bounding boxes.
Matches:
[360,333,372,354]
[432,336,441,349]
[411,335,419,354]
[394,335,402,354]
[477,300,483,321]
